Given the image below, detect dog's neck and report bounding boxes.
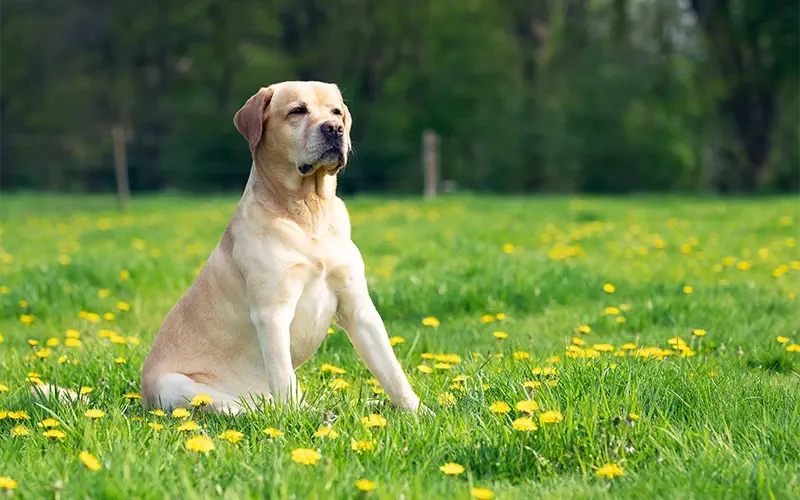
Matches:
[248,158,337,234]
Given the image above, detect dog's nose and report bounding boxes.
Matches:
[321,121,344,140]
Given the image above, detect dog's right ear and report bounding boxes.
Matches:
[234,86,275,152]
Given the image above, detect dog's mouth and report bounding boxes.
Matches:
[297,149,346,177]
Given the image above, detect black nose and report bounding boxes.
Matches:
[321,120,344,140]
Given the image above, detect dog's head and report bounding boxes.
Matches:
[234,81,352,177]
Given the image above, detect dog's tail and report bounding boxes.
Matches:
[30,384,88,404]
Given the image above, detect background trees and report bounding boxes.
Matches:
[1,0,797,194]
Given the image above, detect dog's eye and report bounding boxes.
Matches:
[332,108,342,116]
[288,106,308,116]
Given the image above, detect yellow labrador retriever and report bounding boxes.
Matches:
[140,81,419,413]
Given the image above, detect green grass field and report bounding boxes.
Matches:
[1,194,799,499]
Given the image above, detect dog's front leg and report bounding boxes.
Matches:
[337,280,419,412]
[248,281,304,407]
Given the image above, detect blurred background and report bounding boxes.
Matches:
[1,0,797,196]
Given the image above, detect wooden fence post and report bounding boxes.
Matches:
[422,129,440,199]
[111,124,131,209]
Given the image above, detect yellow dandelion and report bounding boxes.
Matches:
[97,288,111,299]
[516,400,539,413]
[596,463,625,479]
[593,344,614,352]
[578,324,592,334]
[148,423,164,431]
[328,378,350,391]
[0,477,18,490]
[291,447,321,465]
[84,409,105,419]
[43,429,66,440]
[417,365,433,374]
[350,440,376,454]
[113,356,126,364]
[190,394,214,407]
[493,331,508,339]
[422,316,440,327]
[437,392,457,406]
[621,343,637,350]
[512,417,538,431]
[361,414,388,428]
[629,412,640,420]
[777,336,789,344]
[123,392,141,400]
[103,312,115,321]
[470,487,495,499]
[313,426,339,439]
[489,401,511,415]
[12,425,31,437]
[523,380,542,389]
[513,351,530,360]
[787,344,800,353]
[572,337,585,346]
[434,362,452,370]
[9,411,30,420]
[603,283,616,293]
[604,307,620,315]
[20,314,35,325]
[354,479,376,492]
[389,336,405,346]
[79,451,102,471]
[496,313,507,320]
[539,410,563,424]
[327,327,335,335]
[38,418,60,428]
[46,337,60,347]
[263,427,285,438]
[218,430,244,444]
[185,435,215,453]
[0,384,8,393]
[320,363,347,375]
[439,462,465,475]
[682,285,693,295]
[177,420,201,432]
[480,314,495,323]
[117,301,131,312]
[692,329,707,337]
[172,408,191,419]
[85,312,101,322]
[120,270,130,280]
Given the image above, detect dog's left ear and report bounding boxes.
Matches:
[234,86,275,152]
[342,103,353,152]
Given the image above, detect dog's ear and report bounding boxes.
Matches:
[234,86,275,152]
[342,103,353,152]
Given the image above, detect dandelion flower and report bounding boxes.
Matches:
[190,394,214,407]
[263,427,284,438]
[177,421,201,432]
[149,409,166,417]
[480,314,495,323]
[604,307,620,315]
[20,314,35,325]
[38,418,60,428]
[291,448,321,465]
[596,463,625,479]
[437,392,456,406]
[777,336,789,344]
[682,285,693,295]
[434,362,452,370]
[470,488,494,499]
[513,351,530,360]
[11,425,31,437]
[320,363,347,375]
[123,392,141,400]
[79,451,102,471]
[692,329,707,337]
[328,378,349,391]
[0,384,7,393]
[327,327,335,335]
[148,423,164,431]
[43,429,66,440]
[65,338,82,348]
[493,331,508,339]
[495,313,507,320]
[503,243,515,253]
[512,417,537,431]
[593,344,614,352]
[354,479,376,492]
[422,317,440,327]
[113,356,126,364]
[539,410,563,424]
[84,409,105,419]
[46,337,60,347]
[628,412,640,420]
[787,344,800,353]
[361,414,388,428]
[185,435,215,453]
[578,324,592,334]
[120,270,130,280]
[104,313,115,321]
[0,477,17,490]
[350,440,375,453]
[489,401,511,415]
[439,462,465,475]
[314,426,339,439]
[218,430,244,444]
[117,301,131,311]
[603,283,616,294]
[172,408,191,419]
[417,365,433,374]
[516,400,539,413]
[389,336,405,346]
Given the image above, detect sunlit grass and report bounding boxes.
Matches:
[1,194,799,498]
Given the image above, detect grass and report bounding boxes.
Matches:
[1,194,799,499]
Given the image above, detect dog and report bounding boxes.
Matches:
[140,81,419,414]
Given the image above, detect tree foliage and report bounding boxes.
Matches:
[1,0,797,193]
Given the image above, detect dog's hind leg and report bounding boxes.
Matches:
[144,372,246,415]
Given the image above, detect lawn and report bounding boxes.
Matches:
[1,194,799,499]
